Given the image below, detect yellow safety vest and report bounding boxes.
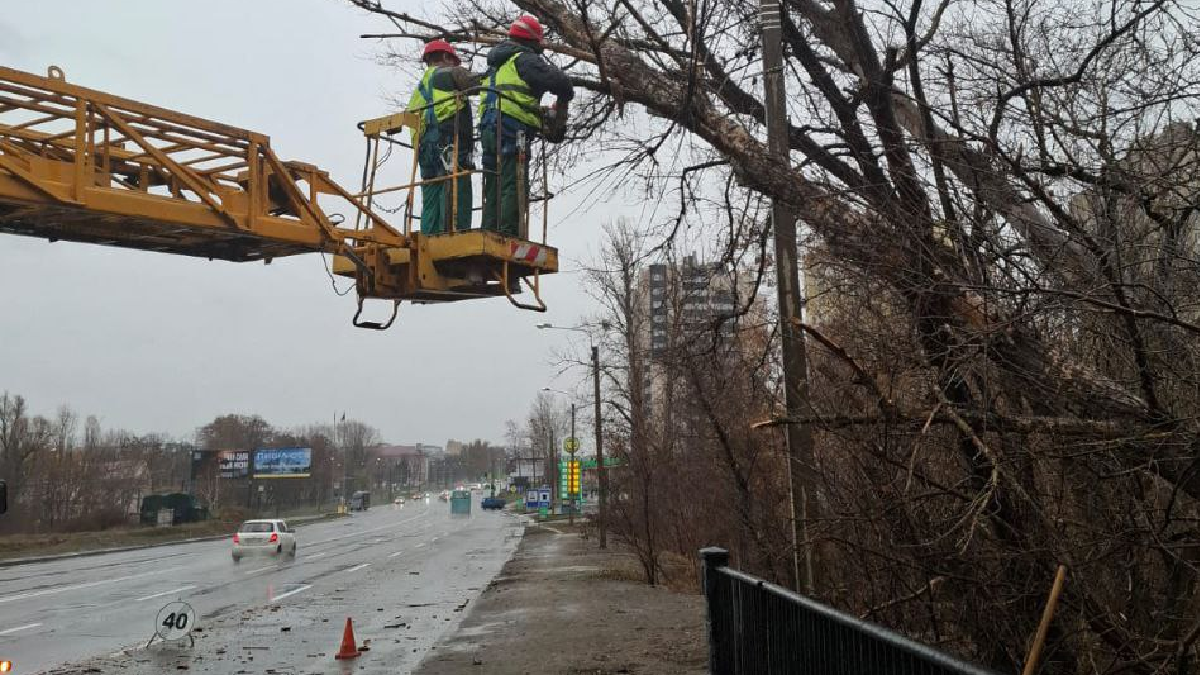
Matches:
[406,67,463,141]
[479,54,541,129]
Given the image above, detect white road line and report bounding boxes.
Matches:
[306,552,327,559]
[346,563,371,573]
[0,568,176,604]
[306,513,426,547]
[415,543,426,549]
[135,585,197,602]
[272,584,312,601]
[388,551,404,558]
[0,622,41,635]
[243,566,273,575]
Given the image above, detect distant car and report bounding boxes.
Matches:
[232,519,296,562]
[394,497,404,505]
[438,491,450,502]
[410,492,422,500]
[481,497,505,510]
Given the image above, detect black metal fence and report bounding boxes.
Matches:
[701,547,987,674]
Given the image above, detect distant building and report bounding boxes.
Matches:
[643,255,749,358]
[416,443,443,457]
[1070,121,1200,319]
[636,254,765,409]
[373,445,429,487]
[508,456,547,492]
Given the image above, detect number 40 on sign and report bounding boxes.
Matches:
[149,600,196,647]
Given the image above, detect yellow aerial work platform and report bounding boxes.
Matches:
[0,66,557,328]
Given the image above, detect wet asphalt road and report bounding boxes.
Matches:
[0,499,524,674]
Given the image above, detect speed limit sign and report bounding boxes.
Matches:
[154,601,196,643]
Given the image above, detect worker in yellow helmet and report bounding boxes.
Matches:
[407,40,480,235]
[478,15,574,238]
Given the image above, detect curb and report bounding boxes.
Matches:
[0,512,345,568]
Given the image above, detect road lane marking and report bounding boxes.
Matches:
[135,585,197,602]
[306,513,427,547]
[0,568,177,604]
[346,563,371,573]
[244,566,274,575]
[415,543,426,549]
[272,584,312,601]
[0,622,40,635]
[388,551,404,558]
[306,552,327,559]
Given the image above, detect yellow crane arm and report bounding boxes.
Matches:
[0,66,556,328]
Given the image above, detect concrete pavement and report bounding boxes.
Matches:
[0,499,523,674]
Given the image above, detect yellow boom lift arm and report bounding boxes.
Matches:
[0,66,557,329]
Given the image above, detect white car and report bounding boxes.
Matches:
[232,519,296,562]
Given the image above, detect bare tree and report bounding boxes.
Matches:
[350,0,1200,668]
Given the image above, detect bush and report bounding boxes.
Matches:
[61,509,129,533]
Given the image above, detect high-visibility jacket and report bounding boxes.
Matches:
[407,67,464,141]
[479,54,541,129]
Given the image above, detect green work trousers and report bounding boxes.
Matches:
[479,125,530,239]
[418,139,472,235]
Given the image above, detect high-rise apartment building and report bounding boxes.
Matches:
[644,255,747,359]
[636,255,764,413]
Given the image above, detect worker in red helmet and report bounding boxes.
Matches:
[406,39,482,235]
[478,14,574,238]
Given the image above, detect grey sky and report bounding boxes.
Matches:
[0,0,635,447]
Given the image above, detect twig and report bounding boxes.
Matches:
[1023,565,1068,674]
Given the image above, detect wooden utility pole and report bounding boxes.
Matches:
[593,345,607,548]
[760,0,817,594]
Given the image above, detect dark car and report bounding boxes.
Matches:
[481,496,506,510]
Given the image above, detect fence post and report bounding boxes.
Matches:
[701,546,731,674]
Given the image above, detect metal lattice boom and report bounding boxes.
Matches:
[0,65,557,325]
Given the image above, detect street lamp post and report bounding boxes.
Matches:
[592,344,606,549]
[537,322,609,548]
[542,387,571,519]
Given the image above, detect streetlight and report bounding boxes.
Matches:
[542,387,580,526]
[536,322,609,548]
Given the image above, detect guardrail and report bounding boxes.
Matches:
[700,547,986,674]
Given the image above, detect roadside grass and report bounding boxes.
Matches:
[0,506,348,561]
[0,520,236,560]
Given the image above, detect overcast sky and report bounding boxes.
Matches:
[0,0,640,448]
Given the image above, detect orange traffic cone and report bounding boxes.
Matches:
[335,617,361,660]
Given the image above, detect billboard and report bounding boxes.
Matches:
[253,447,312,478]
[191,450,217,478]
[218,450,250,478]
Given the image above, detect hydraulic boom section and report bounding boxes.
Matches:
[0,66,557,328]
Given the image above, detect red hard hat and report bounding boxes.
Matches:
[422,39,460,64]
[509,14,544,43]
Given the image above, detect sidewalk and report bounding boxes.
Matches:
[415,522,708,675]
